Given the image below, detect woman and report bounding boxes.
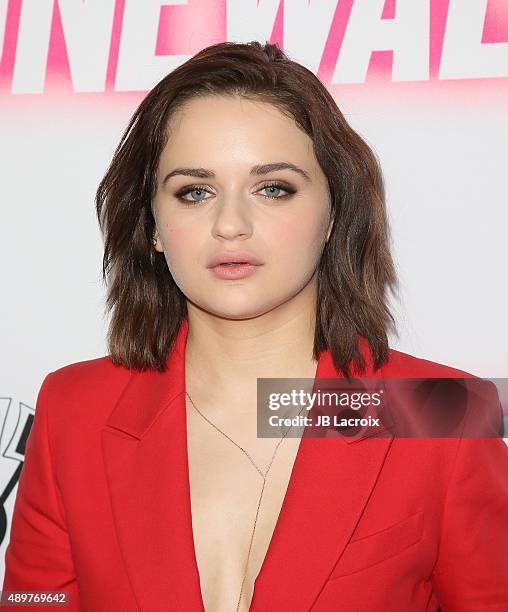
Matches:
[2,41,507,612]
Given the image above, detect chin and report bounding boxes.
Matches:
[209,307,268,321]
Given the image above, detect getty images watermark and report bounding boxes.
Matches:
[256,377,508,440]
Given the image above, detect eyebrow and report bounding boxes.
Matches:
[161,162,311,186]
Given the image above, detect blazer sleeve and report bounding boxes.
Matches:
[0,372,80,611]
[430,435,508,610]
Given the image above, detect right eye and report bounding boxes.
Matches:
[174,185,213,205]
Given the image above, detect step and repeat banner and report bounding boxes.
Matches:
[0,0,507,582]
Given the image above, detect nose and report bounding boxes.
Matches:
[210,193,254,241]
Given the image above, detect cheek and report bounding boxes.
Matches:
[270,215,327,264]
[158,221,197,270]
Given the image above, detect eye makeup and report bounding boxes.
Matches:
[174,180,297,205]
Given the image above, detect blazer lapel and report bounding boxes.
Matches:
[101,319,394,611]
[101,318,203,611]
[250,340,394,610]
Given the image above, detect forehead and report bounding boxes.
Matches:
[160,94,317,167]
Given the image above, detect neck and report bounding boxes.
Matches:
[184,277,320,396]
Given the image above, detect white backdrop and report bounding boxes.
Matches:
[1,0,507,582]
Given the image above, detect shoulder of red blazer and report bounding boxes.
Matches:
[45,355,133,396]
[381,347,477,379]
[357,335,478,380]
[39,355,134,430]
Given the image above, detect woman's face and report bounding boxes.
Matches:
[152,94,334,320]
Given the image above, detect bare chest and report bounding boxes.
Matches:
[185,400,302,612]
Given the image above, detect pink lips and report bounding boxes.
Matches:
[207,250,263,280]
[206,250,263,268]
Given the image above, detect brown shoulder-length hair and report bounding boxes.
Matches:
[95,40,399,380]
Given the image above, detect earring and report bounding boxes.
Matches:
[152,237,157,246]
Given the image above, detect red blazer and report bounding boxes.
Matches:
[2,318,508,611]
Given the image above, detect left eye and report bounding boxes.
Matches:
[259,183,294,199]
[260,185,284,198]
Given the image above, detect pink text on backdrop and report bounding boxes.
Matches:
[0,0,507,95]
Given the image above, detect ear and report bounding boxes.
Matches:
[153,230,164,252]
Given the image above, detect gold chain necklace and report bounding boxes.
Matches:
[185,390,307,612]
